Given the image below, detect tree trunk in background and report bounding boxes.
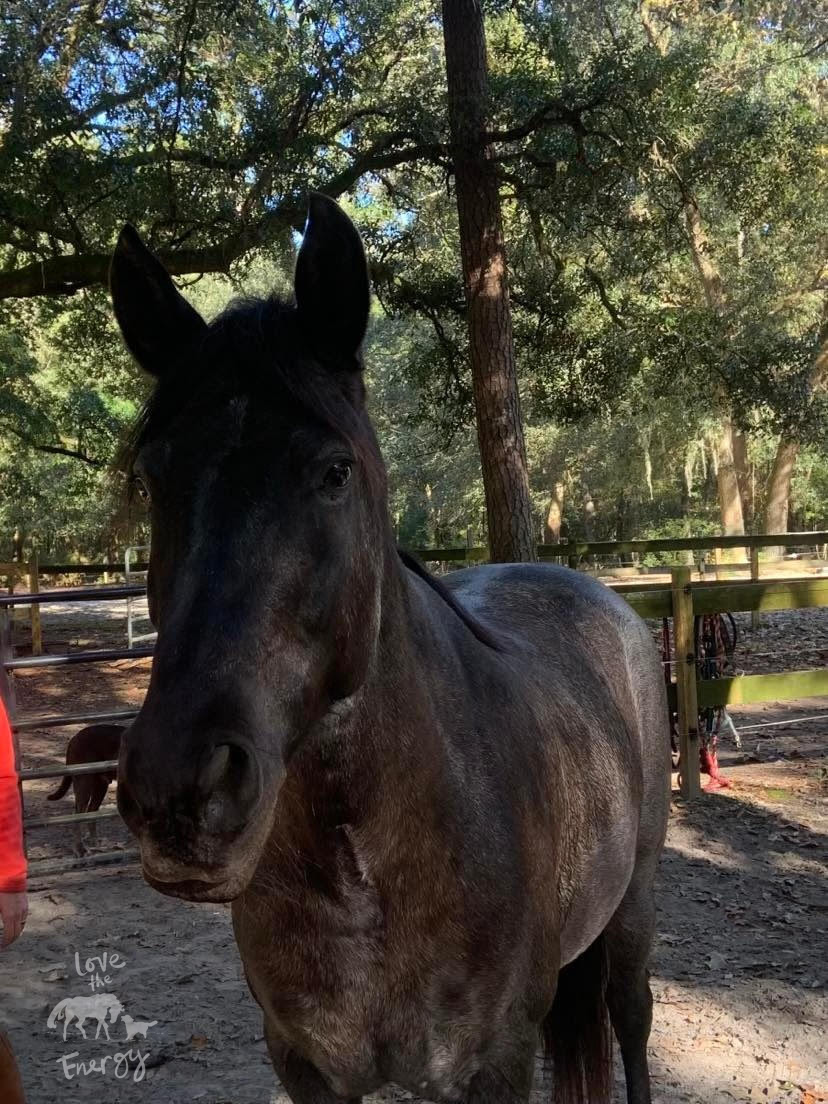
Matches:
[544,481,565,543]
[762,300,828,552]
[11,527,25,562]
[763,439,799,561]
[715,419,747,562]
[645,0,750,544]
[683,186,748,542]
[582,486,596,541]
[682,189,748,546]
[642,433,654,501]
[681,443,696,520]
[442,0,535,563]
[732,429,751,529]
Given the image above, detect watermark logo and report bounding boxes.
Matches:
[47,993,124,1041]
[46,948,157,1083]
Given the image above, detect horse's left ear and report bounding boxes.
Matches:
[294,194,370,362]
[110,225,207,377]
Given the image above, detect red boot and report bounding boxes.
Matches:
[700,746,731,790]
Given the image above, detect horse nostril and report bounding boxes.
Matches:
[198,744,231,795]
[199,741,261,833]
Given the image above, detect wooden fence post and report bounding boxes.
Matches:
[713,545,722,582]
[28,555,42,656]
[750,546,761,630]
[671,566,701,799]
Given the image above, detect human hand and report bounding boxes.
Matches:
[0,891,28,947]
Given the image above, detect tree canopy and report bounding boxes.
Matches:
[0,0,826,560]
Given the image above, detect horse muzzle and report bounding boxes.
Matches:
[117,731,276,901]
[134,819,270,902]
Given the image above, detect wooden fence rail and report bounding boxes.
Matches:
[10,530,828,583]
[655,568,828,798]
[411,531,828,563]
[3,551,828,852]
[0,558,41,654]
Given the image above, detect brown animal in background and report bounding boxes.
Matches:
[48,724,124,855]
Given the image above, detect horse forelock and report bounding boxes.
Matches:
[117,294,386,500]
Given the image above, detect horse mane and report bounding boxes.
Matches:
[397,549,502,652]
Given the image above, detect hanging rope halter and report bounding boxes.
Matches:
[662,612,738,790]
[695,612,737,790]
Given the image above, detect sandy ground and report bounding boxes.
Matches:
[0,597,826,1103]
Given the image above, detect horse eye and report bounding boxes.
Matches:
[133,476,150,503]
[323,461,352,490]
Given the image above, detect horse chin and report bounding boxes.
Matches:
[142,870,249,903]
[138,839,262,903]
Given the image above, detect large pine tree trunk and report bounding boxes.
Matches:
[442,0,535,563]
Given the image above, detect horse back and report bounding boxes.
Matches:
[443,562,671,958]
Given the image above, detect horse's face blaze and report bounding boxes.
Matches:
[112,197,382,900]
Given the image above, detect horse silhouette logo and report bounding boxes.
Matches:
[121,1014,158,1041]
[47,993,124,1041]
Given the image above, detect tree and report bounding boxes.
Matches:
[490,0,827,543]
[763,300,828,538]
[441,0,535,562]
[2,0,826,563]
[0,0,448,297]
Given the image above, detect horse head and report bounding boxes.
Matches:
[113,196,393,902]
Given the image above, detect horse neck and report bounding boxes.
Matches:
[343,548,465,786]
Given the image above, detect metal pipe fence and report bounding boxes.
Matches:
[0,584,152,874]
[2,533,827,877]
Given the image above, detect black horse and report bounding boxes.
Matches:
[113,195,670,1104]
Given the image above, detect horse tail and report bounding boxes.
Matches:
[47,776,72,801]
[47,999,68,1028]
[542,935,612,1104]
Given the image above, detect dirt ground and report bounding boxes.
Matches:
[0,598,826,1103]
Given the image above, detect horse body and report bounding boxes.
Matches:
[233,563,668,1101]
[111,195,670,1104]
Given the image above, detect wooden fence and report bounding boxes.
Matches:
[620,568,828,798]
[0,558,41,654]
[408,531,828,567]
[15,530,828,583]
[4,533,828,816]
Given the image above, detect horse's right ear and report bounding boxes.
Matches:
[110,225,206,377]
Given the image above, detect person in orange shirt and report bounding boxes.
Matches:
[0,694,27,941]
[0,692,27,1104]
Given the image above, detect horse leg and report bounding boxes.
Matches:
[264,1021,361,1104]
[604,871,658,1104]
